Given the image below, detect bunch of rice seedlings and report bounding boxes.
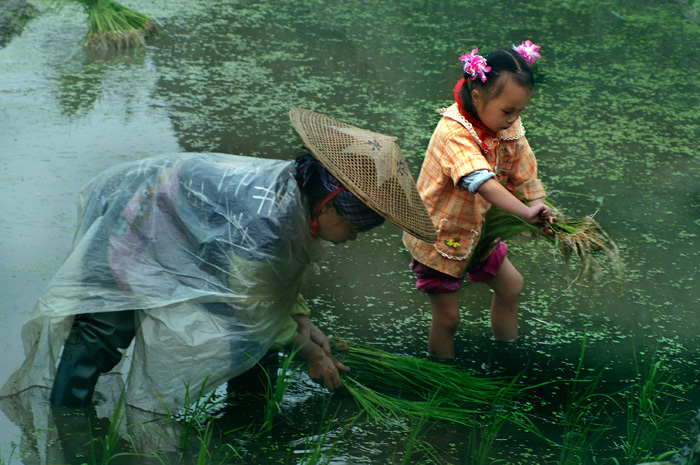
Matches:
[64,0,158,50]
[343,377,479,427]
[333,340,534,431]
[468,196,622,286]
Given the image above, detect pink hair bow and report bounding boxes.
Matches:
[459,49,491,83]
[513,40,541,66]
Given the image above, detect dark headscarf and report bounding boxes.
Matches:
[297,156,385,230]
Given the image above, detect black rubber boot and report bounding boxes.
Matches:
[49,311,136,408]
[49,329,101,408]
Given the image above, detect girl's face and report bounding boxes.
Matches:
[315,202,365,244]
[472,76,532,133]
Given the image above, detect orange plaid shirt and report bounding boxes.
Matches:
[403,103,546,278]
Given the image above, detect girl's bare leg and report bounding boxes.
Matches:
[427,290,460,358]
[487,257,523,341]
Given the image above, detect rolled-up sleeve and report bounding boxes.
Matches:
[271,294,311,349]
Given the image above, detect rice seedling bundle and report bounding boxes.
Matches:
[332,340,531,429]
[64,0,157,50]
[468,196,622,286]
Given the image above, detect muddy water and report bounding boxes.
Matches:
[2,0,700,463]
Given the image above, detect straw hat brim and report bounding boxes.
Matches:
[289,108,436,243]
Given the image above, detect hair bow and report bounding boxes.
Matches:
[459,49,491,83]
[513,40,541,66]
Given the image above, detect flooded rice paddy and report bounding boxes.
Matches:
[1,0,700,463]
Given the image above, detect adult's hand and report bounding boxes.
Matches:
[293,315,331,352]
[292,316,349,391]
[303,345,349,391]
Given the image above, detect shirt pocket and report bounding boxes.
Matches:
[434,218,480,261]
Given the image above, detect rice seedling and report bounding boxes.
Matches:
[618,349,687,464]
[391,384,446,465]
[157,376,229,454]
[668,409,700,465]
[60,0,158,50]
[343,377,478,428]
[464,408,509,465]
[468,195,622,287]
[555,332,614,465]
[260,348,302,433]
[398,410,441,465]
[193,420,244,465]
[333,339,540,440]
[86,388,140,464]
[293,398,350,465]
[337,341,513,405]
[0,443,18,465]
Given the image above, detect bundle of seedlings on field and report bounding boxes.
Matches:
[468,195,622,286]
[332,340,538,432]
[62,0,157,50]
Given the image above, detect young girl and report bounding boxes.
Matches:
[403,41,553,358]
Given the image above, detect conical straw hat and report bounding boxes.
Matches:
[289,108,437,243]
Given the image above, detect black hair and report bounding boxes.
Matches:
[460,47,534,117]
[294,151,329,207]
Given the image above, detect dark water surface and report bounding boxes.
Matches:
[2,0,700,463]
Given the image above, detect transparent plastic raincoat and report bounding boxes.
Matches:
[1,153,326,412]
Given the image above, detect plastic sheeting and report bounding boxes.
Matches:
[1,153,326,412]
